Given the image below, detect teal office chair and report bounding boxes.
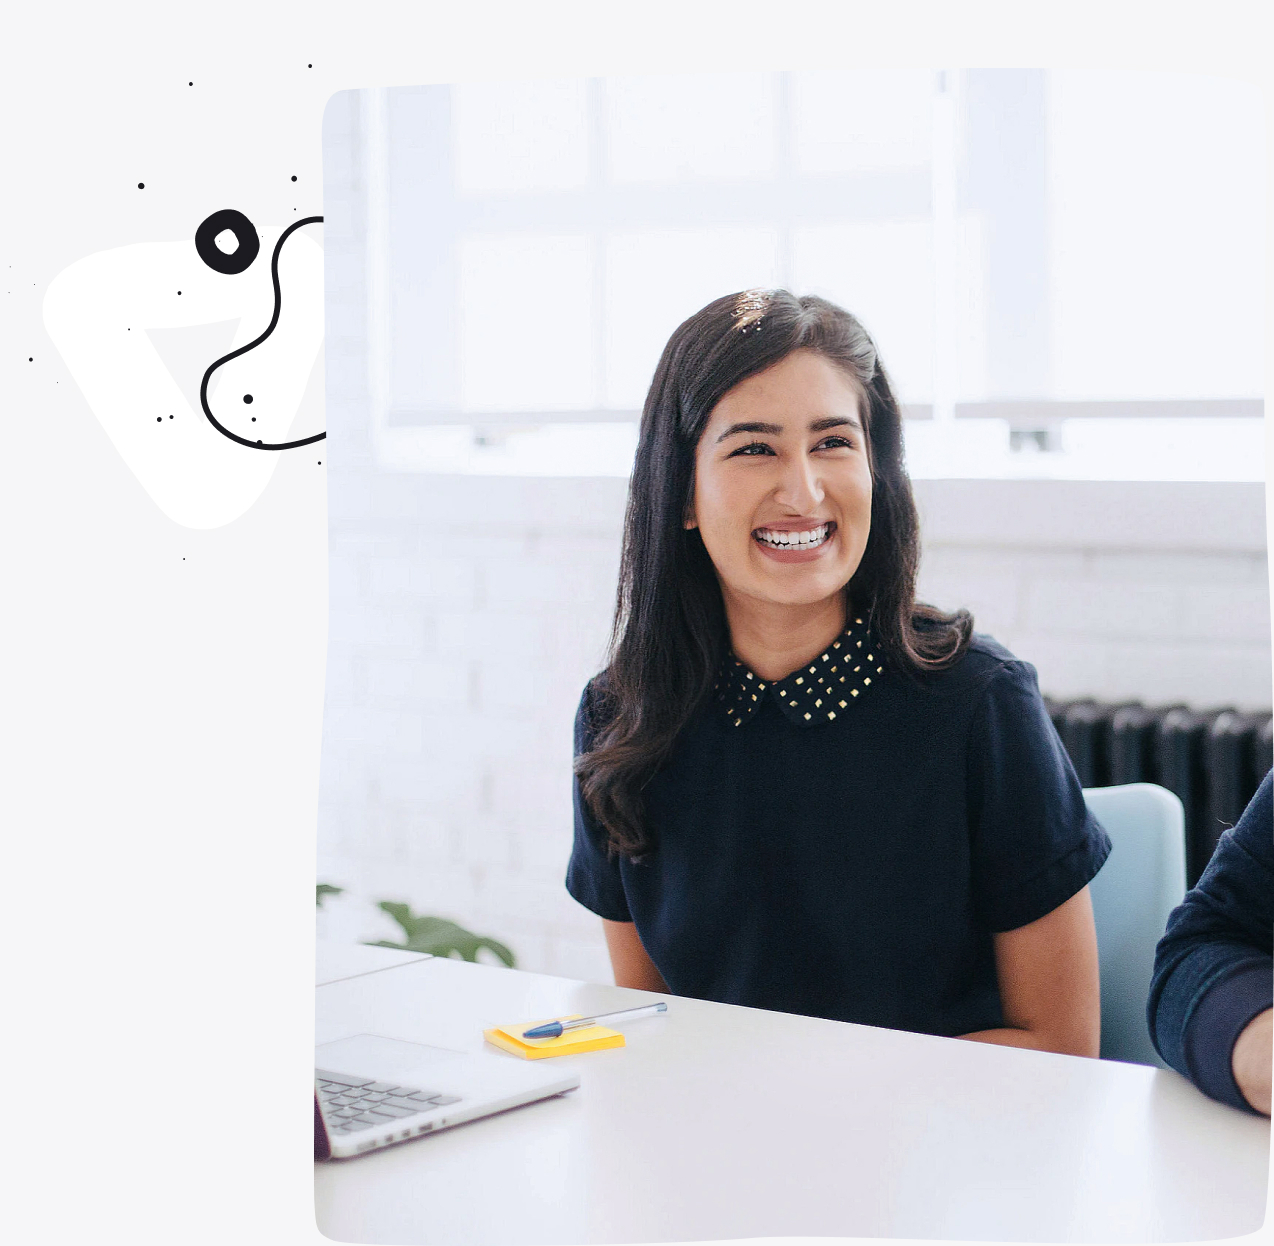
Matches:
[1083,783,1187,1067]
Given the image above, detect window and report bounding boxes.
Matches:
[348,71,1263,478]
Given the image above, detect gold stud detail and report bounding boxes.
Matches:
[795,676,803,684]
[828,711,836,720]
[815,699,822,707]
[851,689,859,696]
[839,700,847,708]
[864,677,871,685]
[804,712,811,720]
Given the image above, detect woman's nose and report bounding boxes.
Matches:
[774,455,824,511]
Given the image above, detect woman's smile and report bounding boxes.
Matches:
[752,519,837,560]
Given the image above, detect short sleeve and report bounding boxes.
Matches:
[565,681,632,922]
[966,660,1112,932]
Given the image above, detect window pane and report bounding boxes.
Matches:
[457,235,596,410]
[792,70,935,173]
[791,221,934,403]
[452,79,589,193]
[604,228,780,408]
[1047,71,1264,401]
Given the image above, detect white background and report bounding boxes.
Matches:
[2,5,1271,1246]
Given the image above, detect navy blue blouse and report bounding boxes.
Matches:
[567,621,1111,1039]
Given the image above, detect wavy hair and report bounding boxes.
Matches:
[576,291,973,857]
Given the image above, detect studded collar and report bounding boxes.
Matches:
[715,614,885,728]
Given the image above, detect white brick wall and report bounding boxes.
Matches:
[912,480,1271,710]
[316,90,1271,984]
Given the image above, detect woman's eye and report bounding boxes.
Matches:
[729,442,775,457]
[815,435,854,451]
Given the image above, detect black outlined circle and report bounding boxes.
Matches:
[195,209,261,275]
[199,215,325,451]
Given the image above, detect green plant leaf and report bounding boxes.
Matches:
[366,901,516,967]
[473,936,515,968]
[316,883,344,909]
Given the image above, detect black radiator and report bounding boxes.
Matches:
[1044,699,1273,889]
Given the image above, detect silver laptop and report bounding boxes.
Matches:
[315,1032,580,1159]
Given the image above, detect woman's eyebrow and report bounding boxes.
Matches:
[809,415,861,433]
[715,420,783,443]
[715,414,862,444]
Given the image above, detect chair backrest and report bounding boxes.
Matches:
[1083,783,1187,1067]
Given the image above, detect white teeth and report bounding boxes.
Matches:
[755,523,831,549]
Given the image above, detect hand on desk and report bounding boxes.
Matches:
[1232,1007,1272,1116]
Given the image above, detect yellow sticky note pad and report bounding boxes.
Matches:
[483,1015,625,1059]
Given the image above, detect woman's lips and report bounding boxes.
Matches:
[752,521,837,563]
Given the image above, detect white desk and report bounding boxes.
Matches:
[315,957,1269,1244]
[316,938,432,987]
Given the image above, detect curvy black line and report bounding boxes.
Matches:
[199,215,325,451]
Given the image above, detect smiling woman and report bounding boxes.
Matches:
[568,290,1111,1058]
[685,350,875,682]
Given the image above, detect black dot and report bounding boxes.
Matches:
[137,182,144,189]
[243,394,253,404]
[28,357,33,362]
[251,417,256,422]
[157,417,162,423]
[291,175,297,182]
[188,81,193,86]
[307,63,312,67]
[169,414,174,419]
[177,290,182,295]
[318,460,322,465]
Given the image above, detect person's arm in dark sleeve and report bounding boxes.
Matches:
[1147,772,1273,1114]
[961,658,1110,1056]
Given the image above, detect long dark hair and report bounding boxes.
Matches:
[577,290,972,857]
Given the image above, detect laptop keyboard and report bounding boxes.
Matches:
[316,1068,462,1135]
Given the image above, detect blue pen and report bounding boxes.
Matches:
[522,1002,668,1040]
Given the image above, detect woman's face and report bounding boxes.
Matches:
[686,349,873,616]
